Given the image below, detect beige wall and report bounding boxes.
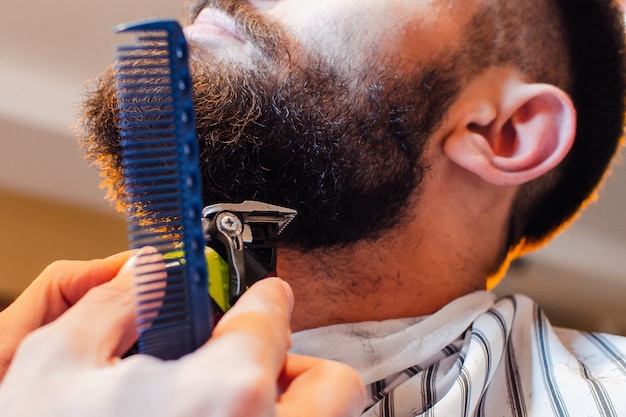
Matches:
[0,189,127,305]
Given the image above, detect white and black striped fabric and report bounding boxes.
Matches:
[291,292,626,417]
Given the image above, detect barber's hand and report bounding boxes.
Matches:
[0,250,365,417]
[0,251,133,380]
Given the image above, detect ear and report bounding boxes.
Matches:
[443,76,576,186]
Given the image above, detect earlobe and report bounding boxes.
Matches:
[444,77,576,186]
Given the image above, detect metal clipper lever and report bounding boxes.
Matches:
[202,201,297,312]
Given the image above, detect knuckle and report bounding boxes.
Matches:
[331,360,363,385]
[327,361,367,407]
[41,259,75,277]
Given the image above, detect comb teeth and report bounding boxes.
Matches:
[114,20,211,360]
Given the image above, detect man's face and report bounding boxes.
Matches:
[82,0,476,250]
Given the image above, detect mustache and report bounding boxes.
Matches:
[185,0,290,63]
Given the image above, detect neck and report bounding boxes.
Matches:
[276,148,517,332]
[277,218,489,332]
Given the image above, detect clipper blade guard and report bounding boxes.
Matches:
[114,19,211,360]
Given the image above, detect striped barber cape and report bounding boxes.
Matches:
[291,291,626,417]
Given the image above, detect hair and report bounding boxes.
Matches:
[82,0,623,262]
[463,0,625,265]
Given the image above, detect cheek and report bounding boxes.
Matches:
[260,1,463,78]
[263,2,395,68]
[383,10,463,71]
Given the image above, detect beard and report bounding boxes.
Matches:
[79,1,462,251]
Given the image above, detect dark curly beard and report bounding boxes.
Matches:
[78,9,462,251]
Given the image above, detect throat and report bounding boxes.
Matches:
[278,246,487,332]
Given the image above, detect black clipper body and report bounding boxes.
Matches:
[202,201,297,316]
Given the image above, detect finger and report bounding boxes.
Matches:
[12,250,134,327]
[46,247,165,363]
[167,278,294,416]
[2,251,133,327]
[276,354,366,417]
[0,251,134,380]
[208,278,294,371]
[212,277,294,334]
[51,250,136,308]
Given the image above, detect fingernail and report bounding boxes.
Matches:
[119,246,160,275]
[119,252,138,274]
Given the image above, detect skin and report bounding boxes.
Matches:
[0,251,133,378]
[187,0,477,74]
[183,0,575,331]
[0,0,581,414]
[0,251,365,416]
[278,105,512,330]
[1,2,488,413]
[186,0,505,330]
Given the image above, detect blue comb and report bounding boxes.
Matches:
[113,19,211,360]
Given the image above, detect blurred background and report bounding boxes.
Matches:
[1,0,625,335]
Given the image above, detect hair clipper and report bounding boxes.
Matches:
[201,201,297,322]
